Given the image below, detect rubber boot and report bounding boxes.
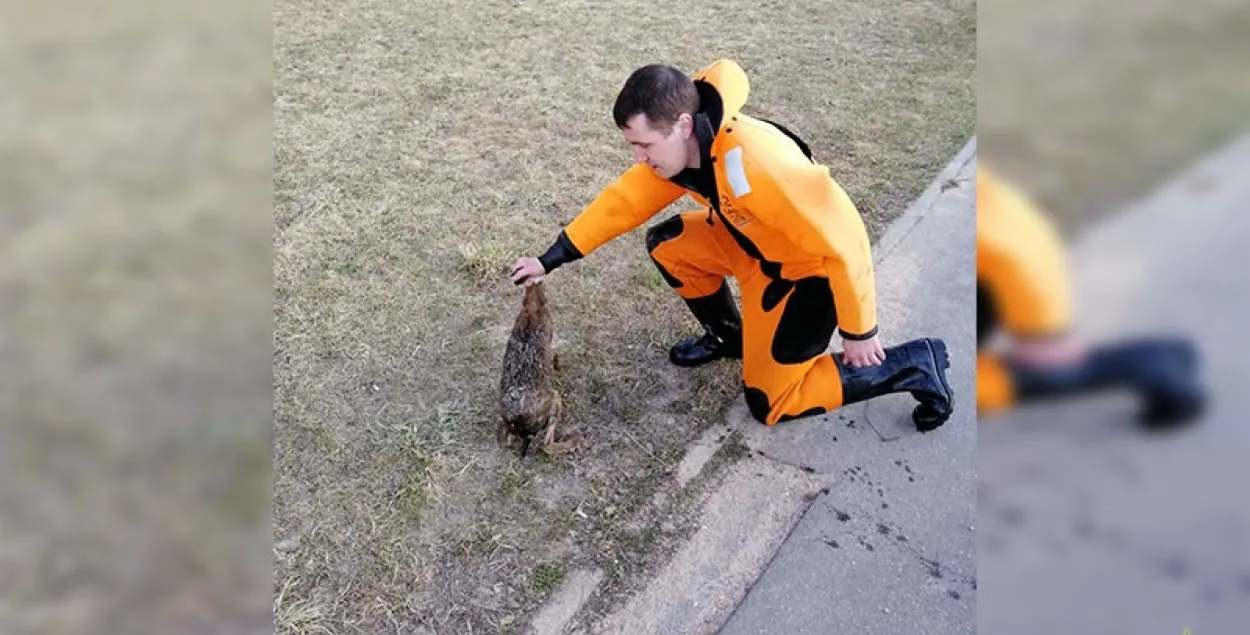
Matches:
[838,337,955,432]
[1008,336,1205,429]
[669,282,744,367]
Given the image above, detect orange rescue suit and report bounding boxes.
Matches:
[975,164,1074,414]
[558,59,879,425]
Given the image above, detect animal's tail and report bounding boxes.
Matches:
[518,435,532,458]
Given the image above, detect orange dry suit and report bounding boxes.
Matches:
[974,166,1205,425]
[537,59,953,429]
[975,165,1074,414]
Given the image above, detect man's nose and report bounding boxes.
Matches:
[633,148,647,163]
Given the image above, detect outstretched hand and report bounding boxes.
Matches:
[842,335,886,368]
[510,256,546,286]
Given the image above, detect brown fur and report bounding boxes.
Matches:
[498,282,576,457]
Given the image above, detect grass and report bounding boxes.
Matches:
[529,562,566,595]
[979,0,1250,234]
[273,0,975,632]
[1,3,272,635]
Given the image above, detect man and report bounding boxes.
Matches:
[976,164,1205,427]
[510,59,954,430]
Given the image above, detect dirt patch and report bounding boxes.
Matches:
[273,0,974,632]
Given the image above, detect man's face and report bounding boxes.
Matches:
[621,113,692,179]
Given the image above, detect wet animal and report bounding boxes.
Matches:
[498,282,574,457]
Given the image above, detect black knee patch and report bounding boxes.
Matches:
[744,385,772,424]
[645,216,684,253]
[777,406,828,423]
[761,279,794,313]
[772,276,838,365]
[976,281,998,348]
[646,216,686,289]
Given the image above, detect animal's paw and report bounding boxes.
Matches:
[542,432,583,457]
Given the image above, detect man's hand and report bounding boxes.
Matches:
[1008,333,1085,369]
[842,335,886,368]
[510,256,546,286]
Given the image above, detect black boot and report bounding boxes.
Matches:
[1009,336,1205,429]
[670,282,744,367]
[838,337,954,432]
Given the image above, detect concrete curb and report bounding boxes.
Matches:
[873,135,977,265]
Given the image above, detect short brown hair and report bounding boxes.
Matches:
[612,64,699,133]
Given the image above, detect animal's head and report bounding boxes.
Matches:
[522,280,547,311]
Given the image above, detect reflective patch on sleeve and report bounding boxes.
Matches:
[724,146,751,197]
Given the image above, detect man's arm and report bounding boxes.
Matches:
[738,150,879,340]
[534,163,687,274]
[975,166,1073,340]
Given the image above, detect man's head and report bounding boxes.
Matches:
[612,64,700,178]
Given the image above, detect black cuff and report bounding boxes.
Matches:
[537,231,584,273]
[839,325,879,341]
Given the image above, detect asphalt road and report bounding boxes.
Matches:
[976,133,1250,634]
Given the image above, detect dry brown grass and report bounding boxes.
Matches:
[979,0,1250,233]
[274,0,974,632]
[2,3,271,635]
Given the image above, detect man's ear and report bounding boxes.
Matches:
[678,113,694,139]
